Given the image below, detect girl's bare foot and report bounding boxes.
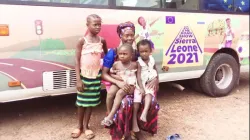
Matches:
[140,112,147,122]
[132,125,140,132]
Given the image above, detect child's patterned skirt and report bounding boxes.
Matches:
[76,71,102,107]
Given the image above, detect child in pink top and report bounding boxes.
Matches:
[71,14,107,139]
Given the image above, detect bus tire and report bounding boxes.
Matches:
[189,78,203,93]
[200,53,239,97]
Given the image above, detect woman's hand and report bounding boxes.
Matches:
[117,81,131,93]
[76,80,84,92]
[147,78,159,91]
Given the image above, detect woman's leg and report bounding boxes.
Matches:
[106,89,127,121]
[140,94,153,122]
[106,85,119,114]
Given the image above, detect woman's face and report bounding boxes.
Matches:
[121,29,135,45]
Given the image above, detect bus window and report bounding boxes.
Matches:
[164,0,199,10]
[203,0,233,11]
[15,0,108,5]
[116,0,161,8]
[234,0,249,13]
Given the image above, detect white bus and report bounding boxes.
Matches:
[0,0,249,102]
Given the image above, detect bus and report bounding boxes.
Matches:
[0,0,249,103]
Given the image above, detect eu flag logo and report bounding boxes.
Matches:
[166,16,175,24]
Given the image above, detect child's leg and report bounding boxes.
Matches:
[83,107,95,139]
[71,107,85,138]
[106,85,119,114]
[132,103,140,132]
[83,107,92,130]
[105,89,127,122]
[140,94,153,122]
[132,89,142,132]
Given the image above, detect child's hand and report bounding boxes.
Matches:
[139,88,146,97]
[147,78,159,90]
[117,81,131,93]
[77,80,84,92]
[111,74,123,81]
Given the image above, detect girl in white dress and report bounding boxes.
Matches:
[134,39,159,123]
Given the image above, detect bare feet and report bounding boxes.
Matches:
[132,125,140,132]
[140,112,147,122]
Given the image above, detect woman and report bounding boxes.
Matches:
[102,21,159,140]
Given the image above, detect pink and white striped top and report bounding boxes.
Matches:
[80,36,103,79]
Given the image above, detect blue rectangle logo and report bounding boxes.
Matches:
[166,16,175,24]
[197,21,205,24]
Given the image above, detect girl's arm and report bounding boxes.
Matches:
[101,38,108,55]
[149,17,160,27]
[110,63,123,81]
[153,64,159,80]
[153,64,159,92]
[137,62,144,90]
[75,38,84,92]
[221,33,226,44]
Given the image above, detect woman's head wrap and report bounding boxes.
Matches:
[117,21,135,38]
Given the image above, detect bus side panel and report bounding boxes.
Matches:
[0,4,249,102]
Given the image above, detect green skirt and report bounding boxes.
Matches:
[76,71,101,107]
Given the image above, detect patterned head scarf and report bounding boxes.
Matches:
[117,21,135,38]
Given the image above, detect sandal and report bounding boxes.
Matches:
[101,117,113,126]
[131,131,138,140]
[71,128,82,138]
[167,133,181,140]
[85,129,95,139]
[131,131,143,140]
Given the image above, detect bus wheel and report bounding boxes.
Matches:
[200,53,239,97]
[188,78,203,93]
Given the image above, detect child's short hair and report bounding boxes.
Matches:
[118,43,134,53]
[137,39,152,51]
[226,18,230,21]
[87,14,101,23]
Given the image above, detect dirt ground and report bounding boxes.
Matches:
[0,73,249,140]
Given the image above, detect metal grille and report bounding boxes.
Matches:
[43,70,76,91]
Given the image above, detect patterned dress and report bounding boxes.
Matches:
[103,49,160,140]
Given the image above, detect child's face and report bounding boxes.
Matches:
[226,19,231,27]
[121,29,135,45]
[138,44,151,60]
[139,17,146,27]
[118,47,132,63]
[87,17,102,35]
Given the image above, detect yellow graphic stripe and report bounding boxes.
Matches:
[0,71,27,89]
